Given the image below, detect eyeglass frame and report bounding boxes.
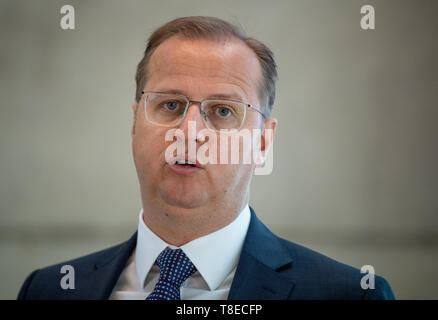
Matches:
[141,90,266,132]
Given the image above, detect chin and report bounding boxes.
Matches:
[157,181,208,209]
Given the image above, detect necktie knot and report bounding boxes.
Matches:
[146,248,197,300]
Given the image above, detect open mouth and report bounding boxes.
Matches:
[168,158,203,174]
[176,160,197,167]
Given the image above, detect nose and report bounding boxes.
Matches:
[178,102,207,140]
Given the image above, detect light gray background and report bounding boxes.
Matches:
[1,0,437,299]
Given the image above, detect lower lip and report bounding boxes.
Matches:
[168,164,203,174]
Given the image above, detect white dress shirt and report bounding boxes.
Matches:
[109,204,251,300]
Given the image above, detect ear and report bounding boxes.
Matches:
[254,118,277,169]
[132,103,138,137]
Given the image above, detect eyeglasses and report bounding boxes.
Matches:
[141,91,266,132]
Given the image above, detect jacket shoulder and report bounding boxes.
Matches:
[17,235,135,300]
[276,236,395,299]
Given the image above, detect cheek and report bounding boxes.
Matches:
[133,126,168,176]
[214,134,256,193]
[207,163,253,194]
[197,132,256,187]
[214,132,258,167]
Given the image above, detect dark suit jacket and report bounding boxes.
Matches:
[17,207,395,300]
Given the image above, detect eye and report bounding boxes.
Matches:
[164,101,180,111]
[216,107,232,117]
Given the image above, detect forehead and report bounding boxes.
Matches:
[145,36,262,103]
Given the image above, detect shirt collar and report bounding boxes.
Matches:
[135,204,251,291]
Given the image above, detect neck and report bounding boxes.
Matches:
[141,194,249,247]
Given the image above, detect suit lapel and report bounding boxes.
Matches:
[228,208,295,300]
[73,232,137,299]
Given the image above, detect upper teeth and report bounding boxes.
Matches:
[176,159,197,166]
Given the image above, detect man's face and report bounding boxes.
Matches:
[131,36,276,216]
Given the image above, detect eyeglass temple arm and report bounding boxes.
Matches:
[248,104,267,119]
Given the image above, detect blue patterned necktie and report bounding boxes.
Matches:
[146,248,197,300]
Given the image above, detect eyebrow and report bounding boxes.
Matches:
[155,89,247,103]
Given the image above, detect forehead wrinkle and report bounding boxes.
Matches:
[148,65,254,101]
[152,80,251,103]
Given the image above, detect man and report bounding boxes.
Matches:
[17,16,394,300]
